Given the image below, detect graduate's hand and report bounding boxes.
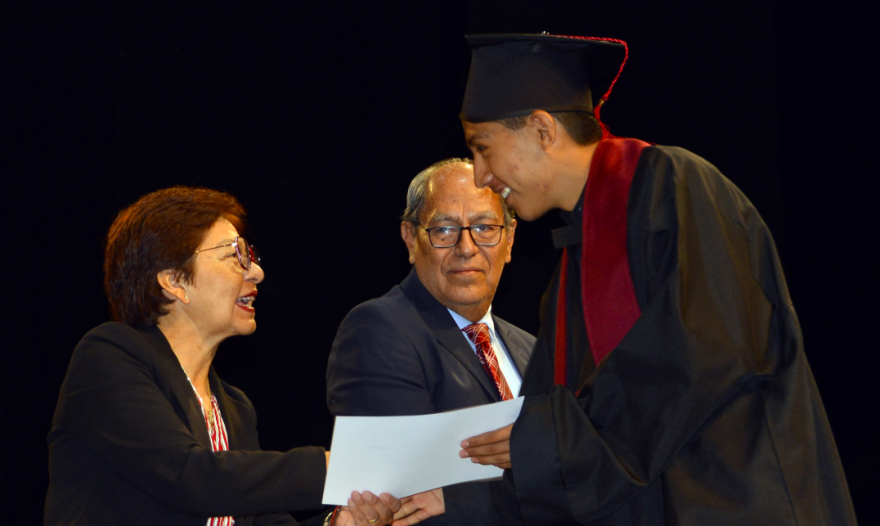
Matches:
[459,423,512,469]
[340,491,402,526]
[391,489,445,526]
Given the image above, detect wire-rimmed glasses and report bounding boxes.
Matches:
[194,236,261,270]
[420,224,505,248]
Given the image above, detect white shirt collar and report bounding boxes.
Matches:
[447,306,496,334]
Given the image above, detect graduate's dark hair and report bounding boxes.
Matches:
[498,111,603,146]
[103,186,246,326]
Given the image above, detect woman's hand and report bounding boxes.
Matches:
[336,491,402,526]
[336,488,445,526]
[459,423,513,469]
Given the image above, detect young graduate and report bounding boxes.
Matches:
[397,34,857,526]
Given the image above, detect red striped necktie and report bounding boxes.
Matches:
[463,323,513,400]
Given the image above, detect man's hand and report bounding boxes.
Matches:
[391,488,444,526]
[339,491,403,526]
[459,423,512,469]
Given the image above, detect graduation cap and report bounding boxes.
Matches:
[460,33,628,124]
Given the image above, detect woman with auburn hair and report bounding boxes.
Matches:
[45,187,399,526]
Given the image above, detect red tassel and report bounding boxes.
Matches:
[555,34,629,140]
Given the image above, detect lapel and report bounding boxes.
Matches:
[400,269,501,402]
[210,371,251,450]
[137,325,214,450]
[493,316,530,375]
[579,138,648,365]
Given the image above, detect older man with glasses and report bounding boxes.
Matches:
[326,158,535,525]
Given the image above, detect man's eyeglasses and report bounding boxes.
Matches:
[194,236,261,270]
[420,224,505,248]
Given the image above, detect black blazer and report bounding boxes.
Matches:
[45,322,327,526]
[327,268,535,416]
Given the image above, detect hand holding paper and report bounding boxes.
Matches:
[460,423,513,469]
[392,488,445,526]
[322,397,524,505]
[339,491,402,526]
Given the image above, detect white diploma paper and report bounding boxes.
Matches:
[322,397,524,505]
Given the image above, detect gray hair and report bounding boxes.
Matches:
[401,158,515,226]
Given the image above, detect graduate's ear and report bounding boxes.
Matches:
[528,110,557,151]
[400,222,417,264]
[504,219,517,264]
[157,269,189,303]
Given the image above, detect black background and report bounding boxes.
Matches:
[3,0,875,523]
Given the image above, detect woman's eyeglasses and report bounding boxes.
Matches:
[194,236,260,270]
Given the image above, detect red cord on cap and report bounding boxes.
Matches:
[556,35,629,139]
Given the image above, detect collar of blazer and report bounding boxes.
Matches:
[135,324,250,450]
[399,268,504,402]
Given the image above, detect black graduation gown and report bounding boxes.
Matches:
[491,142,856,525]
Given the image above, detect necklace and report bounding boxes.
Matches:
[204,397,216,435]
[181,365,215,435]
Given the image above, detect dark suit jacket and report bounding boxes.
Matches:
[327,269,534,415]
[45,322,328,526]
[326,269,536,524]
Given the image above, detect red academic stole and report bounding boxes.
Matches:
[554,138,651,386]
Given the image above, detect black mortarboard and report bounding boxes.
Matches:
[460,34,628,123]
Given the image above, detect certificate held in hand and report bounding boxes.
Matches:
[322,397,524,505]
